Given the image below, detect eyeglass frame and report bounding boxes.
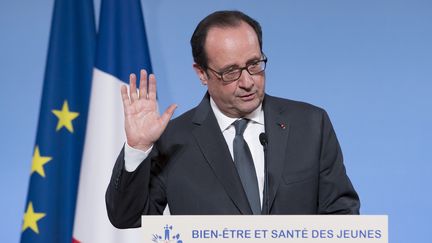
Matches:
[204,54,268,84]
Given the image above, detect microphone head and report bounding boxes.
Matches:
[259,132,268,146]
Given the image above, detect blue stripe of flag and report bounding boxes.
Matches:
[96,0,153,83]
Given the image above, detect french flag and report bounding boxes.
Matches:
[73,0,152,242]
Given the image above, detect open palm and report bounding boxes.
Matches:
[121,70,177,151]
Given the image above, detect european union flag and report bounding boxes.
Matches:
[20,0,95,242]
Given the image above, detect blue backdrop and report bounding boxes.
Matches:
[1,0,431,242]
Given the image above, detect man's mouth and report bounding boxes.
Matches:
[239,92,256,101]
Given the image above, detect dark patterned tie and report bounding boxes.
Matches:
[233,119,261,214]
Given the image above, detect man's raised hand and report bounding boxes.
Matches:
[121,69,177,151]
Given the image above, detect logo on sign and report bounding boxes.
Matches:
[152,224,183,243]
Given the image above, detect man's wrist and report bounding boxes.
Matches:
[124,142,153,172]
[128,143,153,152]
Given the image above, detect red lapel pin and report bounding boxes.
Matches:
[278,123,286,130]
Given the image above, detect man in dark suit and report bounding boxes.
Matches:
[106,10,360,229]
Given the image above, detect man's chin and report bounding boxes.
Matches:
[236,100,261,115]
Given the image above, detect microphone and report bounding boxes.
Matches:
[259,132,269,215]
[259,133,268,147]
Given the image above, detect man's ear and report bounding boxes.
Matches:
[193,63,208,85]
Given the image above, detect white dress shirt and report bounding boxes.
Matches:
[209,98,265,207]
[124,97,266,207]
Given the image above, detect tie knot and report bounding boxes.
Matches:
[233,119,249,136]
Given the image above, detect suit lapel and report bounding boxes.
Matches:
[263,95,291,212]
[191,94,252,214]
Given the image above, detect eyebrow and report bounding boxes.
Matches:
[218,55,263,72]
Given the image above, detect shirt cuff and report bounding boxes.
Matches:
[124,142,153,172]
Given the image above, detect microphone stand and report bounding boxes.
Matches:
[259,133,270,215]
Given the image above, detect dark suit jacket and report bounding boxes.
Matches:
[106,93,360,228]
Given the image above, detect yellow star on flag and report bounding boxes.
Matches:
[52,100,79,133]
[31,146,52,177]
[22,202,46,234]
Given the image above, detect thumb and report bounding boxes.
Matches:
[160,104,177,128]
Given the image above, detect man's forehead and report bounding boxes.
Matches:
[205,21,254,39]
[204,23,261,66]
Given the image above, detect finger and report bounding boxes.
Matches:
[139,69,148,99]
[120,85,130,108]
[160,104,177,128]
[120,85,131,114]
[148,74,157,100]
[129,73,138,102]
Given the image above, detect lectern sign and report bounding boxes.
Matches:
[142,215,388,242]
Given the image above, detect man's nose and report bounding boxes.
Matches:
[237,69,254,89]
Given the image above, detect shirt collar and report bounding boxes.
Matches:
[210,97,264,132]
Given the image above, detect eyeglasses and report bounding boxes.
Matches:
[206,56,268,83]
